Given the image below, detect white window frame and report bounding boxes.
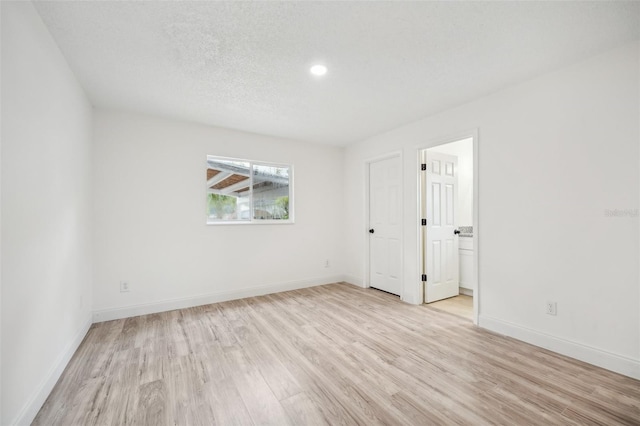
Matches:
[206,155,294,225]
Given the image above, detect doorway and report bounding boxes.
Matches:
[367,154,402,296]
[420,135,477,322]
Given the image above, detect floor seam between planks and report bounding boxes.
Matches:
[33,283,640,426]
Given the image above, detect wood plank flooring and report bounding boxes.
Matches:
[34,283,640,425]
[428,294,473,320]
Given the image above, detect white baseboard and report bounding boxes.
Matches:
[93,275,347,323]
[13,315,92,426]
[342,274,365,288]
[459,287,473,296]
[480,315,640,380]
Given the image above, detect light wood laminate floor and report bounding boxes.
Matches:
[35,283,640,425]
[427,294,473,320]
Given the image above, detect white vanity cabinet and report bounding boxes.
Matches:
[459,237,474,293]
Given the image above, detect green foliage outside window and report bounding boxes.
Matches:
[207,193,237,219]
[274,196,289,219]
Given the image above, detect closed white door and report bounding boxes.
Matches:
[369,156,402,296]
[424,151,459,303]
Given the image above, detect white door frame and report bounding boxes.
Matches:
[417,130,479,324]
[364,151,404,299]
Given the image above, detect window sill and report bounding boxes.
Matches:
[206,219,295,226]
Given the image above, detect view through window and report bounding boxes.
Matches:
[206,156,292,224]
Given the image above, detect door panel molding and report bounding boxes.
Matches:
[424,151,459,303]
[365,152,403,297]
[416,130,479,324]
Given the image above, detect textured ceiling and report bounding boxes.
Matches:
[34,1,640,145]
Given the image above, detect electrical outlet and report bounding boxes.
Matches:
[325,259,330,268]
[546,301,557,316]
[120,281,130,293]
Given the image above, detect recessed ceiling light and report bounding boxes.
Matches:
[310,64,328,76]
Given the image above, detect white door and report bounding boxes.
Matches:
[424,151,459,303]
[369,156,402,296]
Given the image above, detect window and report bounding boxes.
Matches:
[206,156,293,224]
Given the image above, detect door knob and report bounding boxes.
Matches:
[369,229,375,234]
[454,229,461,235]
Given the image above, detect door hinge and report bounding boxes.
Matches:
[421,163,427,171]
[421,274,427,282]
[421,219,427,226]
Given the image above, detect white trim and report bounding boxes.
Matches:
[12,315,92,426]
[343,274,365,288]
[416,150,425,305]
[471,130,480,326]
[480,315,640,380]
[206,219,294,226]
[93,275,346,323]
[363,161,371,289]
[416,129,480,324]
[459,287,473,296]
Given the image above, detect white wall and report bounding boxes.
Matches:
[0,3,3,422]
[344,42,640,378]
[92,110,345,320]
[1,2,93,425]
[428,137,473,226]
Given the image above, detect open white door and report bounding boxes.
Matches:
[424,151,459,303]
[369,156,402,296]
